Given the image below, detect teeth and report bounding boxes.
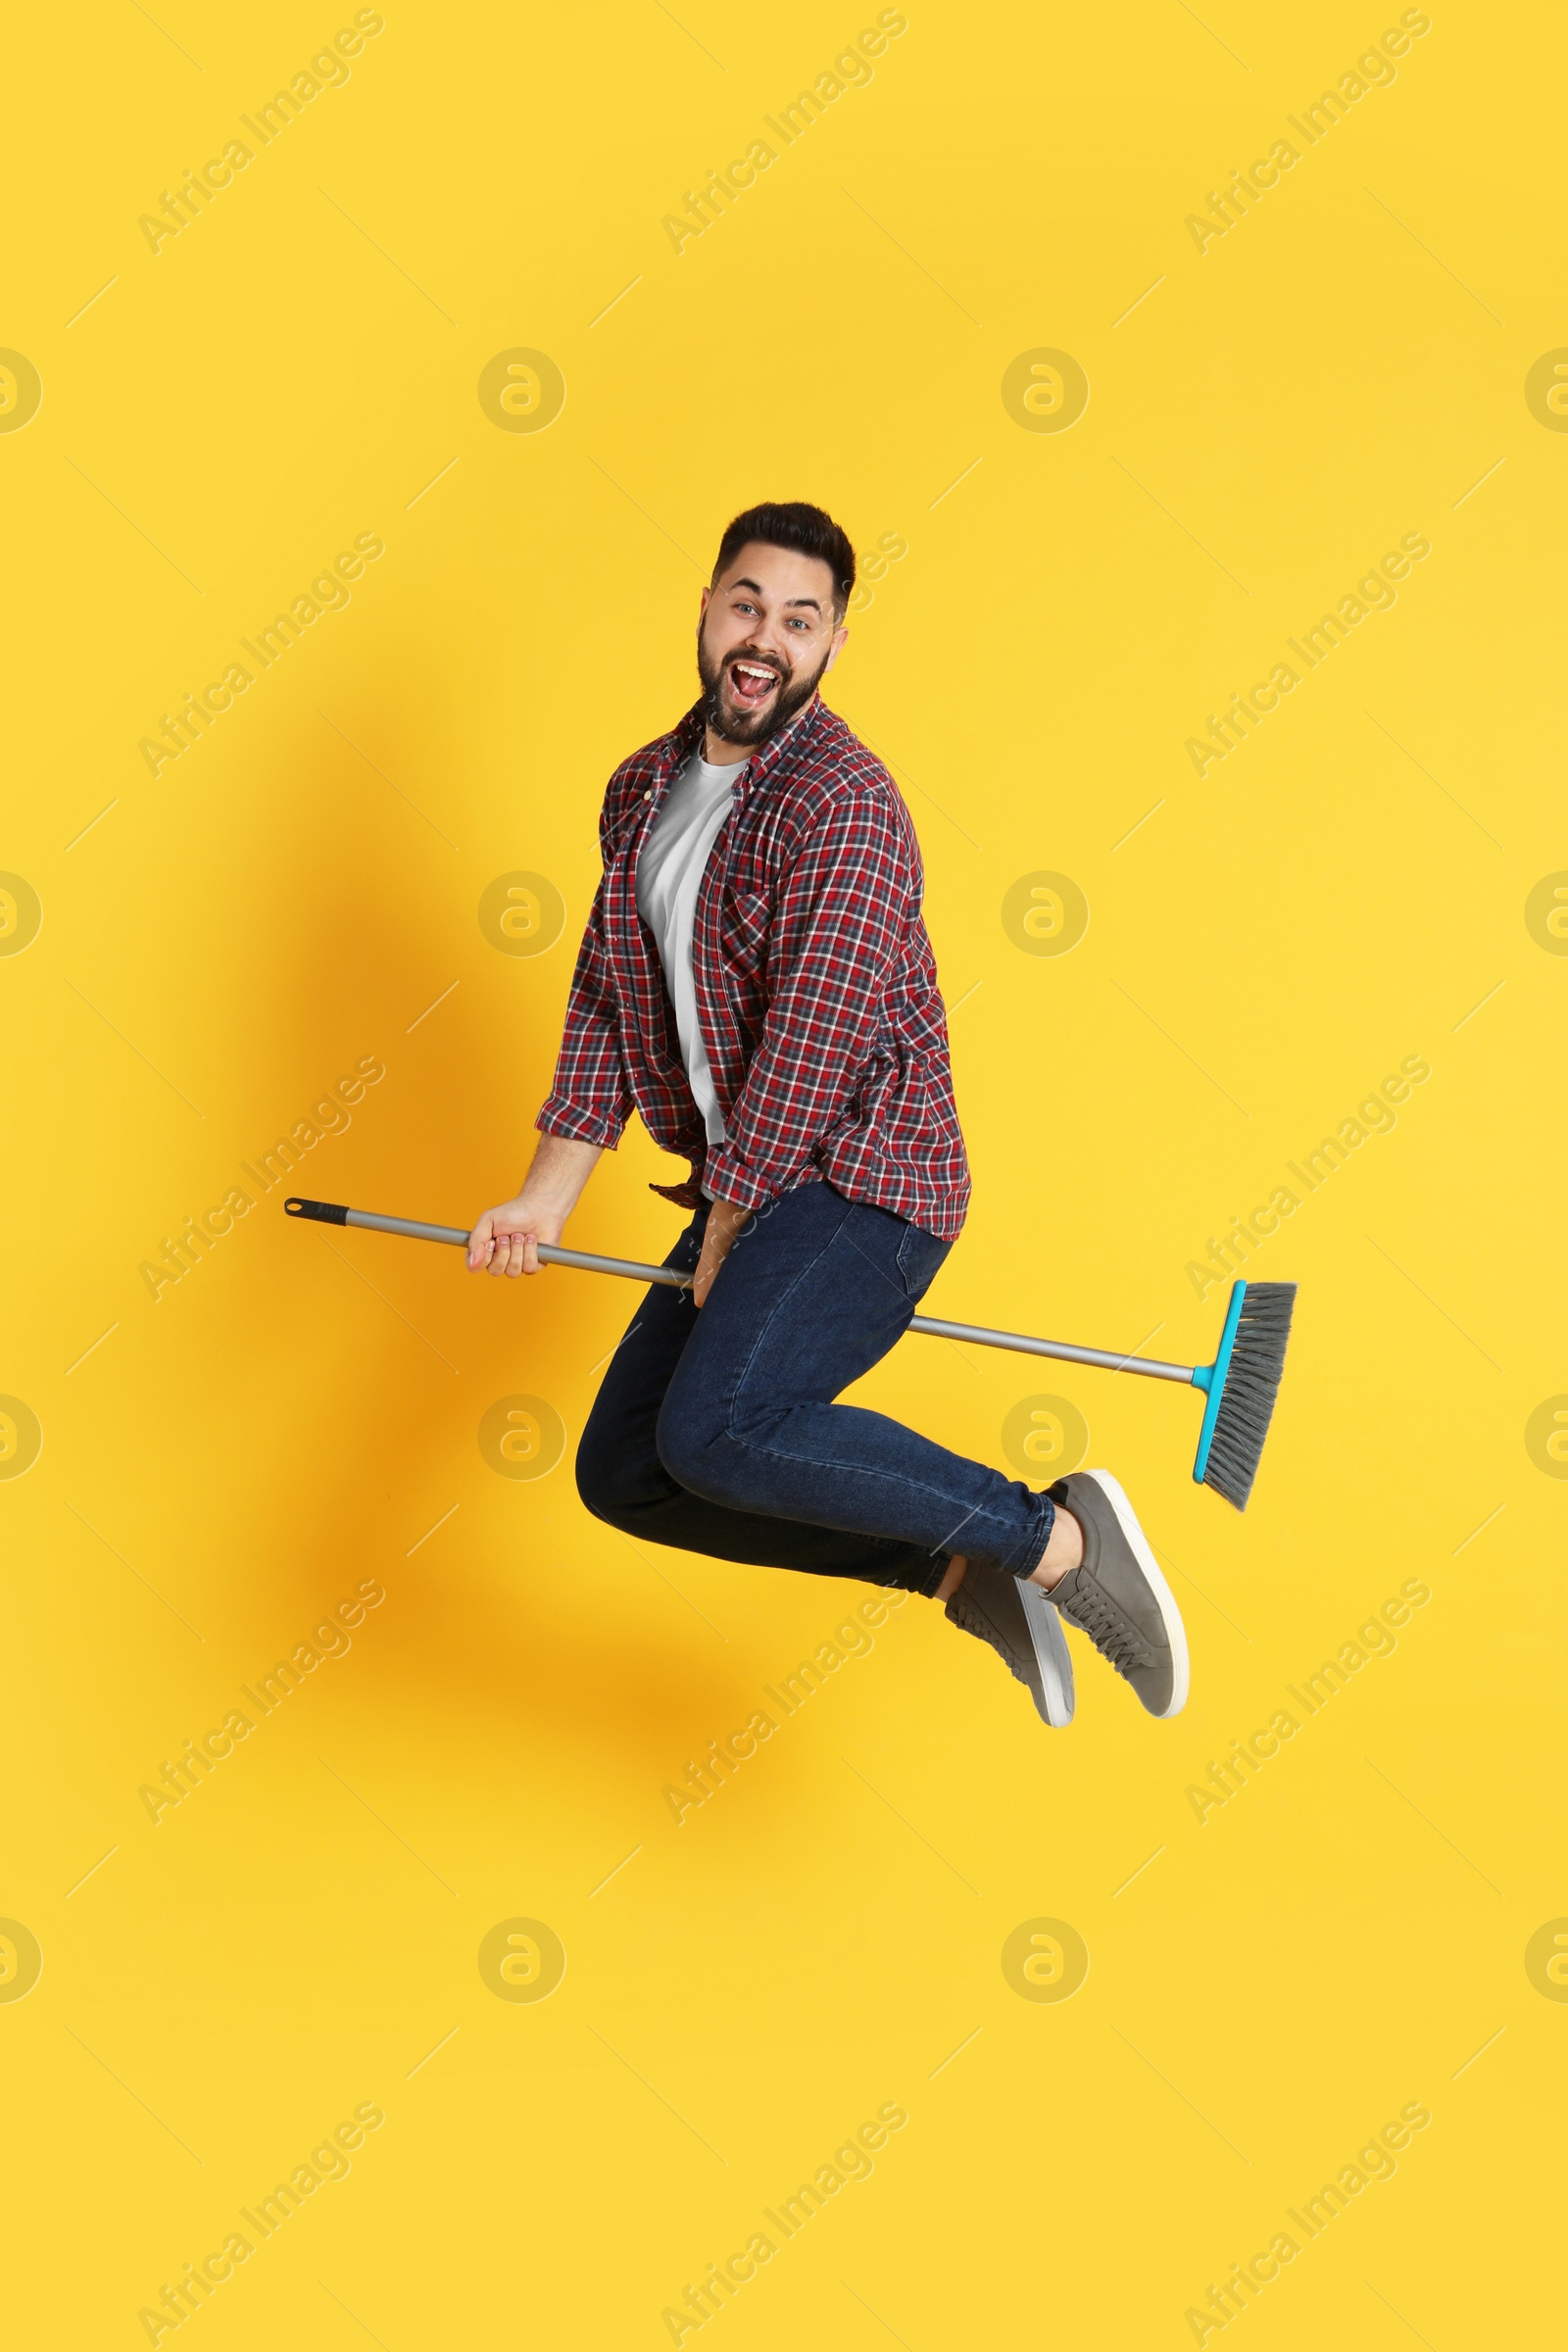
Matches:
[734,664,776,686]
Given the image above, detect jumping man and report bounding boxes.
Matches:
[466,502,1188,1729]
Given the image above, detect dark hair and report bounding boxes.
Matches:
[711,501,856,617]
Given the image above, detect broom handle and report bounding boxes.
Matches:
[284,1199,1200,1384]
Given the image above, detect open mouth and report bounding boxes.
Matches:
[728,660,782,710]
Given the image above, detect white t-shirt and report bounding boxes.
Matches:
[635,748,747,1152]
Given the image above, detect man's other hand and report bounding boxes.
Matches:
[692,1199,753,1307]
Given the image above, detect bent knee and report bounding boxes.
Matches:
[575,1435,655,1529]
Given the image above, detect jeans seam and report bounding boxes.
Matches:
[894,1222,946,1297]
[848,1224,919,1306]
[1019,1492,1055,1579]
[706,1424,1039,1567]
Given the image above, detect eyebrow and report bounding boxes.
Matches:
[729,575,823,612]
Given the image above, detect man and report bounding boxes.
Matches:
[467,502,1187,1729]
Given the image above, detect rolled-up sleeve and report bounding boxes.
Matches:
[701,785,906,1212]
[536,877,634,1149]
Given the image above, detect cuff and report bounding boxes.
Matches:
[536,1093,626,1151]
[694,1142,781,1215]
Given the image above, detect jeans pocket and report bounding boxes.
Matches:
[895,1221,951,1301]
[671,1212,707,1274]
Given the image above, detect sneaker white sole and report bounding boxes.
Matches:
[1016,1576,1075,1728]
[1078,1467,1190,1718]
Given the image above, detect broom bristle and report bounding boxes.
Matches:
[1202,1283,1297,1509]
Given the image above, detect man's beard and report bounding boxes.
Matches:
[697,630,832,750]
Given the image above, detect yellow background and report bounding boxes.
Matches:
[6,1,1563,2342]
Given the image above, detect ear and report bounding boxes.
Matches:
[822,621,850,672]
[698,584,711,621]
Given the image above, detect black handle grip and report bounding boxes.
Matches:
[284,1198,348,1224]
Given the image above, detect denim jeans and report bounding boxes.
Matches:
[575,1180,1055,1595]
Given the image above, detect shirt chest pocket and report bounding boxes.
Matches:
[719,886,772,973]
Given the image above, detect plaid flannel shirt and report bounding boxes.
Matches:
[537,691,970,1241]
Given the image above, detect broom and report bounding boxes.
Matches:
[284,1198,1296,1509]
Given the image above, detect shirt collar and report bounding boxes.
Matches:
[660,690,825,798]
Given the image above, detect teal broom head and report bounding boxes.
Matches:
[1191,1281,1297,1509]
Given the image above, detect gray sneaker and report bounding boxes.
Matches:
[945,1557,1075,1728]
[1044,1470,1189,1717]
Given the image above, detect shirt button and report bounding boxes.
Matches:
[643,791,653,801]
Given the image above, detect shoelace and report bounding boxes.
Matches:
[1060,1581,1151,1682]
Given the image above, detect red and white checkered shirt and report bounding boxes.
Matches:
[537,692,971,1240]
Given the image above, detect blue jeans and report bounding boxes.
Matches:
[576,1181,1054,1595]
